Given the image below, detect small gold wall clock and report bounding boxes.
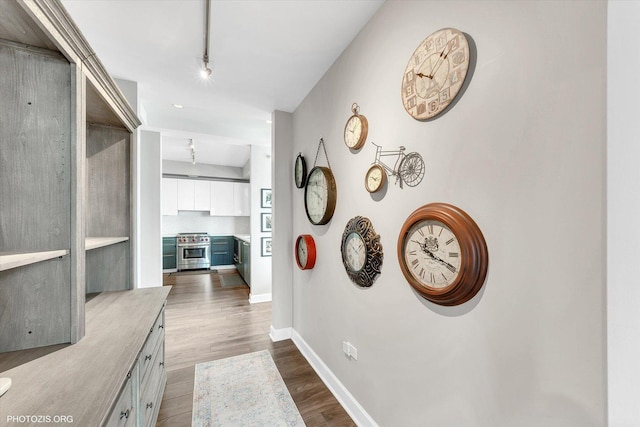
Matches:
[341,216,383,287]
[295,234,316,270]
[365,164,386,193]
[397,203,488,305]
[304,138,337,225]
[343,103,368,150]
[294,152,307,189]
[401,28,470,120]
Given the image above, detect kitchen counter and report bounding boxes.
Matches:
[0,287,171,426]
[234,234,251,243]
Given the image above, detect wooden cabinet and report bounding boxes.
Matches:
[0,288,170,427]
[162,237,177,270]
[0,0,140,352]
[161,178,178,215]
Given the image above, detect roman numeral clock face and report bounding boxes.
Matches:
[404,220,461,288]
[398,203,488,306]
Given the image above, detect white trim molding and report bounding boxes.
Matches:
[291,329,378,427]
[249,293,272,304]
[269,325,292,342]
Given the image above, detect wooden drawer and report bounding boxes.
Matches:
[140,341,166,427]
[104,371,136,427]
[140,307,164,385]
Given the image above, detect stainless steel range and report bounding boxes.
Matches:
[177,233,211,271]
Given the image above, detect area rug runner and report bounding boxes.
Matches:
[192,350,305,427]
[219,273,247,288]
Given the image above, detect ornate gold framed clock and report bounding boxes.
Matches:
[294,153,307,189]
[365,164,386,193]
[397,202,488,306]
[343,103,368,150]
[341,216,383,287]
[401,27,470,120]
[295,234,316,270]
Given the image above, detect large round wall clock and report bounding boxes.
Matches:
[304,166,337,225]
[397,202,488,306]
[343,102,368,150]
[401,27,470,120]
[294,153,307,189]
[305,138,337,225]
[341,216,383,287]
[295,234,316,270]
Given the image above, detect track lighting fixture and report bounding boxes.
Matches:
[201,0,212,79]
[189,139,196,165]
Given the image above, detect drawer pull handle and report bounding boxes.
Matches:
[126,371,131,379]
[159,362,164,367]
[146,402,153,409]
[159,325,164,329]
[145,354,152,361]
[120,409,130,420]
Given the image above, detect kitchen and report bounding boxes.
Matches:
[159,145,272,301]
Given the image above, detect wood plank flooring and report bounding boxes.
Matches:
[156,270,355,427]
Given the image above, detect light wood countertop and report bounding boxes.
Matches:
[0,287,171,426]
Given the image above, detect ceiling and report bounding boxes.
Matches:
[61,0,385,168]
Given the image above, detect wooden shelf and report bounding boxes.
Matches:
[0,250,69,272]
[85,237,129,251]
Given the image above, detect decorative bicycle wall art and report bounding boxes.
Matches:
[364,142,425,193]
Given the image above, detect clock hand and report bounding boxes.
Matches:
[427,40,454,79]
[411,239,457,272]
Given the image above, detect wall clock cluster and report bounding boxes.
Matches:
[292,28,485,306]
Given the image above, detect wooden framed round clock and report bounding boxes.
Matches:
[401,27,470,120]
[343,102,368,150]
[365,164,386,193]
[397,202,488,306]
[304,166,337,225]
[295,234,316,270]
[341,216,383,287]
[294,153,307,189]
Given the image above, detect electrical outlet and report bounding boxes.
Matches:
[342,341,350,356]
[349,343,358,360]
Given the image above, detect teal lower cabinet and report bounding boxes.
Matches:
[162,237,177,270]
[211,236,234,266]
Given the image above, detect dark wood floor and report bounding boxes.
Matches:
[156,270,355,426]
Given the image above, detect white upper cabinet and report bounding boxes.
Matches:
[210,181,234,216]
[193,180,211,211]
[176,179,194,211]
[233,182,250,216]
[161,178,178,215]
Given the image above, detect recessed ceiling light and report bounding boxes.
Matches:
[172,104,184,109]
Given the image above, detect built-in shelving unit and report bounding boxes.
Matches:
[0,0,141,353]
[0,250,70,272]
[85,237,129,251]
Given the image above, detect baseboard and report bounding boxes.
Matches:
[248,293,272,304]
[269,325,292,342]
[291,330,379,427]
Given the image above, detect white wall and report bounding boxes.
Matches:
[249,144,272,303]
[283,1,606,425]
[607,1,640,425]
[271,110,294,334]
[138,130,162,287]
[162,212,249,236]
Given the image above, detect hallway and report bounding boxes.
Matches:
[156,270,354,426]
